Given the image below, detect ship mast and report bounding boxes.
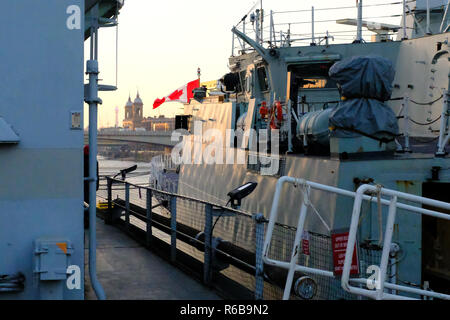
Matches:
[260,0,263,46]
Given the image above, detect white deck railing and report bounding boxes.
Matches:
[342,183,450,300]
[263,176,450,300]
[231,0,450,55]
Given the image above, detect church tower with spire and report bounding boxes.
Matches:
[122,92,144,130]
[133,91,143,127]
[122,95,135,129]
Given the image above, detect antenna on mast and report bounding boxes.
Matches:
[260,0,263,45]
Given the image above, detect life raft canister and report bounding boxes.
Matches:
[270,100,283,129]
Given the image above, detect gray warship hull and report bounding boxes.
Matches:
[163,3,450,299]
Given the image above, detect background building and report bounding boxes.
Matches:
[123,92,143,130]
[122,92,174,131]
[142,115,174,132]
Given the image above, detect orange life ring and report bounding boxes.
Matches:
[269,101,283,129]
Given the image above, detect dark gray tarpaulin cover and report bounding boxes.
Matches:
[329,98,399,138]
[328,55,399,139]
[329,55,395,101]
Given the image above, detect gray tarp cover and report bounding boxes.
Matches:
[328,55,399,138]
[328,55,395,101]
[329,98,399,138]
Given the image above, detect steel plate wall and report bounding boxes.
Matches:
[0,0,85,299]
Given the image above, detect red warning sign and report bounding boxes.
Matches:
[301,231,310,256]
[331,229,359,276]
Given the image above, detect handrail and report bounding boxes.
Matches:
[272,1,414,14]
[231,0,447,51]
[341,184,450,300]
[105,176,269,299]
[106,177,253,219]
[263,176,450,300]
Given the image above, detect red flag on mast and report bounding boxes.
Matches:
[153,79,200,109]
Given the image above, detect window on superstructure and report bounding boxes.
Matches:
[288,62,339,113]
[245,75,252,93]
[238,71,246,93]
[257,67,269,92]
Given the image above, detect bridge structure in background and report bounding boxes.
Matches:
[84,130,178,147]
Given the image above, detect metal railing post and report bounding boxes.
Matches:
[356,0,363,43]
[283,200,308,300]
[254,213,265,300]
[242,20,246,51]
[376,196,397,300]
[204,204,213,286]
[402,0,408,39]
[269,10,273,46]
[270,12,277,47]
[232,31,235,57]
[287,100,293,153]
[287,24,291,46]
[146,189,153,246]
[125,183,130,232]
[106,177,112,224]
[439,0,450,33]
[311,6,316,46]
[170,196,177,262]
[260,7,264,45]
[255,9,261,44]
[389,243,400,295]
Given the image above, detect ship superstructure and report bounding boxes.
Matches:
[151,0,450,299]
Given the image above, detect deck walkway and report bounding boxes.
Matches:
[84,217,221,300]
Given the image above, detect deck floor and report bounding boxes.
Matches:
[84,217,221,300]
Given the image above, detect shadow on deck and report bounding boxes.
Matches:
[84,217,221,300]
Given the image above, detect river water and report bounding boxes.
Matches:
[98,156,151,186]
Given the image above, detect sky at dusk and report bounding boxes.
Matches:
[84,0,404,128]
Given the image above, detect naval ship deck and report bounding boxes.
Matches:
[84,217,221,300]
